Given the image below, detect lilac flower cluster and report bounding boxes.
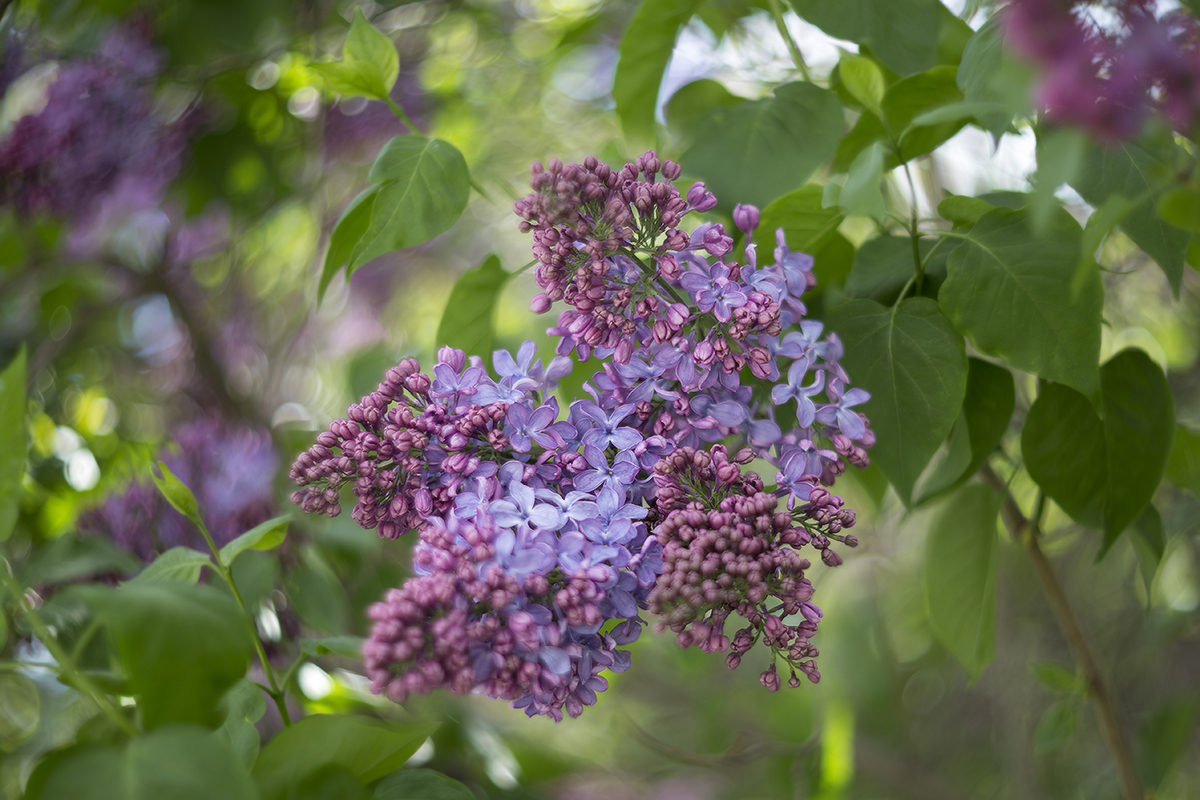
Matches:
[0,24,193,220]
[79,418,278,562]
[1004,0,1200,139]
[649,445,857,690]
[292,151,877,718]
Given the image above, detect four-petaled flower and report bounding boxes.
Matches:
[575,446,639,493]
[771,358,826,428]
[815,383,870,440]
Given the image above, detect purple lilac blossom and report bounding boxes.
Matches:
[78,419,278,562]
[1003,0,1200,139]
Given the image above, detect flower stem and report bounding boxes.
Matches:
[980,465,1143,800]
[0,562,141,738]
[385,97,423,136]
[768,0,812,82]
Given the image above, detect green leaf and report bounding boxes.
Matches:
[1129,504,1166,597]
[828,298,968,505]
[311,9,399,101]
[130,547,212,585]
[218,680,266,770]
[435,255,510,358]
[911,100,1007,127]
[375,769,476,800]
[320,185,379,301]
[1166,424,1200,497]
[838,52,885,116]
[300,636,365,658]
[1032,128,1086,235]
[753,185,844,256]
[1034,700,1076,756]
[810,232,856,294]
[937,195,992,228]
[791,0,942,76]
[219,515,290,568]
[665,79,742,135]
[0,673,39,749]
[1157,186,1200,233]
[839,142,886,222]
[1139,700,1197,791]
[956,18,1029,138]
[916,357,1014,504]
[940,206,1102,398]
[18,534,140,586]
[25,725,259,800]
[1071,142,1188,295]
[681,82,843,209]
[843,235,958,304]
[152,461,204,530]
[925,483,1001,679]
[296,766,371,800]
[1077,193,1135,292]
[287,548,350,634]
[252,715,439,800]
[80,582,253,729]
[612,0,707,140]
[1021,349,1175,552]
[1031,662,1078,694]
[349,137,471,270]
[0,346,24,542]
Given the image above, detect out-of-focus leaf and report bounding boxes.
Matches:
[152,461,203,531]
[301,636,365,658]
[295,766,370,800]
[348,137,470,270]
[843,235,958,304]
[18,534,140,586]
[320,185,379,301]
[956,18,1030,138]
[80,582,252,730]
[1034,700,1076,756]
[252,714,438,800]
[130,547,212,585]
[665,79,742,135]
[828,298,967,505]
[24,725,258,800]
[1031,662,1078,694]
[311,9,400,102]
[1157,186,1200,233]
[838,52,886,116]
[287,548,351,634]
[1129,504,1166,596]
[810,231,856,293]
[790,0,942,76]
[682,82,843,209]
[374,768,476,800]
[0,346,25,541]
[435,255,509,359]
[0,673,39,749]
[1032,128,1086,235]
[1022,349,1175,552]
[1071,141,1187,295]
[1166,424,1200,496]
[612,0,707,140]
[925,483,1001,679]
[839,142,886,222]
[218,680,267,770]
[753,185,844,256]
[1139,700,1197,791]
[937,195,992,228]
[219,515,289,568]
[941,206,1102,398]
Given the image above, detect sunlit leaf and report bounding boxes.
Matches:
[130,547,212,585]
[838,52,885,116]
[219,515,290,568]
[311,9,400,102]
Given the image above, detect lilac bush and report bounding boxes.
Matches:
[290,151,874,719]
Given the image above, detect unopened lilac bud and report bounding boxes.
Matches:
[531,293,552,314]
[686,182,718,212]
[437,346,466,372]
[732,204,760,235]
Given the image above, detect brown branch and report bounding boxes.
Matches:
[981,465,1143,800]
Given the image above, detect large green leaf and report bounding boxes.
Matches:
[253,715,438,800]
[375,769,475,800]
[681,82,842,209]
[0,346,26,541]
[752,185,844,257]
[917,357,1015,504]
[1139,700,1197,791]
[925,483,1001,680]
[311,9,400,102]
[1166,424,1200,497]
[1022,349,1175,552]
[843,235,957,304]
[81,582,252,729]
[940,206,1102,398]
[24,725,258,800]
[612,0,707,140]
[665,79,742,136]
[348,137,470,270]
[1070,142,1188,295]
[828,297,968,505]
[955,17,1030,138]
[791,0,942,76]
[435,255,510,358]
[218,680,267,770]
[320,185,379,301]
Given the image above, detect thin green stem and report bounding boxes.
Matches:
[768,0,812,81]
[192,522,293,726]
[469,177,492,202]
[902,163,925,293]
[919,235,948,271]
[0,564,140,738]
[893,274,917,307]
[385,97,423,136]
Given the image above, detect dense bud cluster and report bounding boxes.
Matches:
[1004,0,1200,139]
[80,419,278,561]
[292,151,876,718]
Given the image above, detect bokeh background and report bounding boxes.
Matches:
[0,0,1198,797]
